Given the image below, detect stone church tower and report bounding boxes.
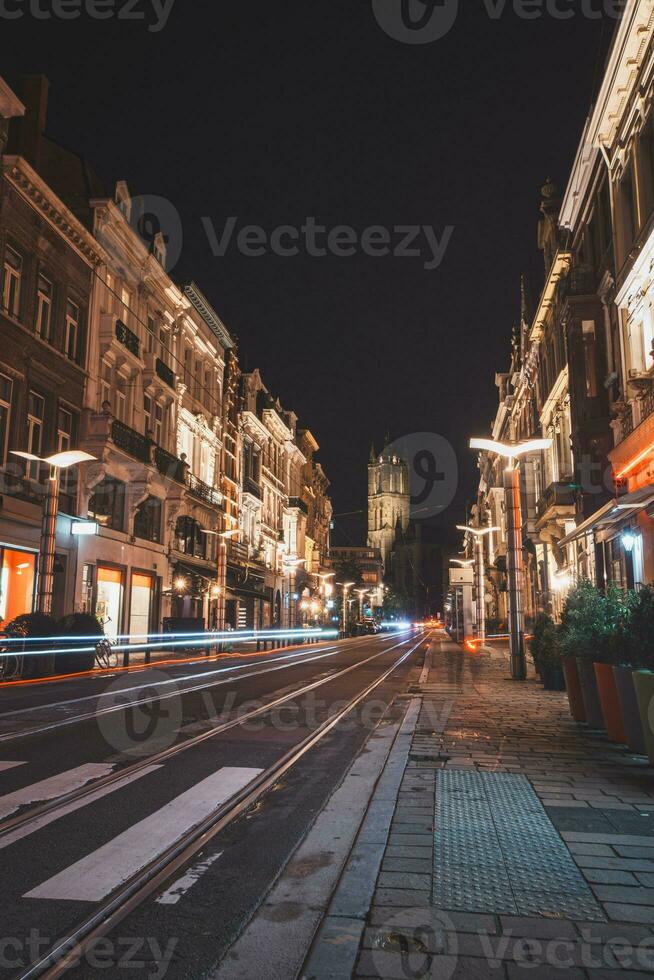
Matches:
[367,446,410,573]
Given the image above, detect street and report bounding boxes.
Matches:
[0,629,426,978]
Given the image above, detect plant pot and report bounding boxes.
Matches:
[541,663,565,691]
[594,663,626,744]
[562,656,585,722]
[576,658,604,729]
[613,666,646,755]
[632,671,654,765]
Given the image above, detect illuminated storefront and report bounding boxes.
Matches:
[0,546,37,624]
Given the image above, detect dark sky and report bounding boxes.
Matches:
[1,0,613,543]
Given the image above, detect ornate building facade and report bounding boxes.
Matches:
[367,447,410,573]
[0,73,332,640]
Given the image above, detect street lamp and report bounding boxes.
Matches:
[470,437,551,680]
[338,581,355,636]
[456,524,500,643]
[355,587,369,621]
[11,449,95,614]
[200,527,240,631]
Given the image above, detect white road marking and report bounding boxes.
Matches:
[155,850,223,905]
[25,767,262,902]
[0,764,116,820]
[0,764,162,851]
[0,762,26,773]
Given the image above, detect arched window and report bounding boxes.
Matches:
[134,496,162,543]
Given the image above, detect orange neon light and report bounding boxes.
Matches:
[615,440,654,480]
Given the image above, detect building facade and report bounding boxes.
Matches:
[0,74,332,642]
[367,447,410,573]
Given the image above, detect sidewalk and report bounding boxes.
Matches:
[304,633,654,979]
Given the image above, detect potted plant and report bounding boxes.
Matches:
[530,613,565,690]
[3,612,58,679]
[590,583,629,744]
[625,586,654,760]
[56,613,103,675]
[560,581,605,729]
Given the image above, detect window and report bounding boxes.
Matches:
[35,274,53,340]
[115,376,128,423]
[582,320,598,398]
[143,394,152,435]
[146,316,155,355]
[88,476,125,532]
[57,406,78,500]
[0,373,12,465]
[175,516,206,558]
[26,391,44,481]
[154,403,163,445]
[99,360,112,411]
[133,496,162,543]
[2,245,22,318]
[64,301,79,361]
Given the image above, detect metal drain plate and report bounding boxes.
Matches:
[433,771,604,919]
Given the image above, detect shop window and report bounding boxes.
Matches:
[35,273,53,340]
[88,476,126,532]
[95,566,124,638]
[0,373,12,465]
[133,495,162,543]
[0,548,36,626]
[2,244,22,318]
[129,572,154,642]
[26,391,44,481]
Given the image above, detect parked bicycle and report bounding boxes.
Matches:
[95,636,118,669]
[0,636,22,681]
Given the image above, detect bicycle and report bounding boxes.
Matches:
[0,637,22,681]
[95,636,118,669]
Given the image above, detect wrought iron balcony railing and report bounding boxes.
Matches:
[243,476,262,500]
[536,481,576,520]
[155,446,186,483]
[115,319,140,358]
[111,419,151,463]
[187,472,222,507]
[155,357,175,388]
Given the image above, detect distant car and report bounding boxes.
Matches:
[354,620,379,635]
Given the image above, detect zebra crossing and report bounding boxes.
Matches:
[0,759,261,907]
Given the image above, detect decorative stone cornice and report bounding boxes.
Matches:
[3,156,106,266]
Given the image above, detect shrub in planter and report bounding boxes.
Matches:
[56,613,103,675]
[560,581,610,728]
[529,613,565,689]
[623,586,654,760]
[3,612,58,679]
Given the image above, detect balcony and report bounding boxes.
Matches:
[115,319,140,358]
[187,472,222,508]
[155,357,175,389]
[243,476,262,500]
[111,419,151,464]
[287,496,308,515]
[536,481,576,523]
[228,540,249,564]
[563,266,597,298]
[155,446,186,483]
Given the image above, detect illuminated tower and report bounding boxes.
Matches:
[367,444,410,573]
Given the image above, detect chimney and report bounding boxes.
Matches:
[16,74,49,171]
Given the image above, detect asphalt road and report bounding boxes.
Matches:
[0,630,427,980]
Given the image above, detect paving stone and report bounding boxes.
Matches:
[593,886,654,906]
[498,916,578,940]
[381,858,432,875]
[575,857,654,873]
[377,871,431,891]
[303,917,364,979]
[583,869,640,885]
[505,967,584,979]
[355,950,507,979]
[385,845,433,859]
[372,888,430,908]
[569,843,616,856]
[605,904,654,924]
[367,906,498,934]
[637,873,654,888]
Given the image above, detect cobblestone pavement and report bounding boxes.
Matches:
[347,633,654,979]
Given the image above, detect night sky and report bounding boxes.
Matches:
[1,1,613,544]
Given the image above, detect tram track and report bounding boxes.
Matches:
[11,630,427,979]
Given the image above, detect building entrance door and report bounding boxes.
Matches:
[129,572,154,642]
[96,566,124,639]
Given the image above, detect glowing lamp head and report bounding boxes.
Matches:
[174,576,188,592]
[622,531,636,554]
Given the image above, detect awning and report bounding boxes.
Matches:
[558,484,654,548]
